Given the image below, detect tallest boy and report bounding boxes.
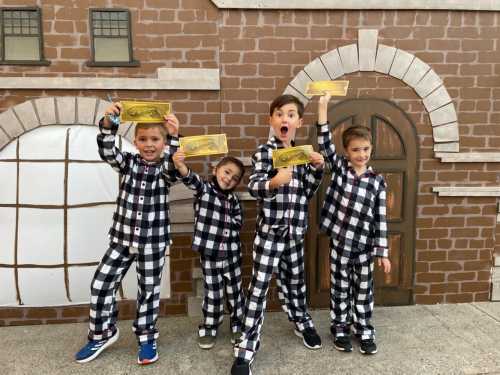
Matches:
[231,94,324,375]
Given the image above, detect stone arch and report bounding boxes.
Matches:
[282,29,459,154]
[0,96,136,152]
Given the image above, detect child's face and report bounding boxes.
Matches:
[213,162,242,191]
[345,137,372,170]
[269,103,303,147]
[134,127,166,162]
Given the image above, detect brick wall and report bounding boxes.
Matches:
[1,2,499,324]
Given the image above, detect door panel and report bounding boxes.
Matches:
[307,98,418,307]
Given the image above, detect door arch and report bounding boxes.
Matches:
[307,98,418,306]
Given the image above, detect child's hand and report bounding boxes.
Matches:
[172,150,186,168]
[318,93,331,124]
[164,114,179,136]
[377,257,391,273]
[172,150,189,177]
[309,151,324,169]
[270,167,293,188]
[103,102,122,128]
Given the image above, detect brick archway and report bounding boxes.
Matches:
[0,96,136,153]
[281,29,459,155]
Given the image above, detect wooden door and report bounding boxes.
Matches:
[307,98,418,306]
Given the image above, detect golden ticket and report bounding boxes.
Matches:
[180,134,228,157]
[120,100,171,123]
[305,80,349,96]
[272,145,314,168]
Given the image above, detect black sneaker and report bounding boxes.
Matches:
[333,335,353,352]
[231,358,252,375]
[294,327,322,350]
[359,339,377,355]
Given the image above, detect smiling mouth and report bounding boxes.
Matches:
[280,126,288,136]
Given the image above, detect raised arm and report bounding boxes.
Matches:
[163,113,181,183]
[316,94,343,172]
[173,150,205,195]
[97,101,129,174]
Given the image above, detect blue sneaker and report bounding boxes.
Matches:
[75,328,119,363]
[138,341,158,365]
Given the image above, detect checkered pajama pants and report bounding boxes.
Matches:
[330,239,375,340]
[235,233,314,362]
[88,242,167,344]
[199,253,245,337]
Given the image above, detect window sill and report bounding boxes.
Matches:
[0,60,51,66]
[86,60,140,68]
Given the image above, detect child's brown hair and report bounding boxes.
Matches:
[269,94,304,118]
[342,125,372,149]
[134,122,167,141]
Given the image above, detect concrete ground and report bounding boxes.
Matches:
[2,302,500,375]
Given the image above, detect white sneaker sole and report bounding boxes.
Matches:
[76,328,120,364]
[294,329,322,350]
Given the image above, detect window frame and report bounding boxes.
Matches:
[0,7,50,66]
[87,8,139,68]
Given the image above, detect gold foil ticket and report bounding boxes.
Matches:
[305,80,349,96]
[120,100,171,123]
[180,134,228,157]
[272,145,314,168]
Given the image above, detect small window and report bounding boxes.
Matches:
[88,9,139,67]
[0,8,49,65]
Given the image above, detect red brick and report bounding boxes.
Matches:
[416,272,445,283]
[429,283,459,294]
[447,272,475,281]
[445,293,473,303]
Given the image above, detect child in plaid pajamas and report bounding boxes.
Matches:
[172,150,246,350]
[316,94,391,355]
[231,94,325,375]
[75,101,180,365]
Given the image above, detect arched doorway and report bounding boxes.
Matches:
[307,98,418,306]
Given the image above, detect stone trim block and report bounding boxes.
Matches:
[0,109,24,138]
[320,49,344,79]
[116,122,135,142]
[389,49,414,80]
[13,101,40,132]
[0,127,10,151]
[289,70,313,99]
[157,68,220,90]
[358,29,378,71]
[77,98,98,125]
[414,69,443,98]
[423,85,452,112]
[432,186,500,197]
[210,0,500,11]
[34,97,56,126]
[432,122,459,142]
[429,103,457,126]
[433,142,459,153]
[436,152,500,162]
[403,57,431,88]
[492,267,500,301]
[56,97,76,125]
[0,69,220,91]
[374,44,397,74]
[283,85,310,107]
[94,100,110,126]
[338,44,359,74]
[304,57,331,81]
